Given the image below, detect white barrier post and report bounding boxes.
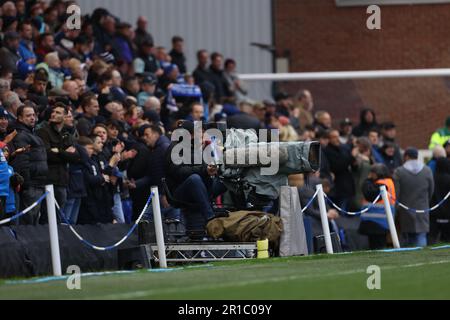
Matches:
[45,185,62,276]
[151,186,167,268]
[380,185,400,249]
[316,184,333,254]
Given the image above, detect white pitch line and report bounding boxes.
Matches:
[90,259,450,300]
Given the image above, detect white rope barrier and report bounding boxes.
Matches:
[55,192,154,251]
[0,192,48,225]
[325,193,382,216]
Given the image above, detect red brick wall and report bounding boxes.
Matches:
[274,0,450,148]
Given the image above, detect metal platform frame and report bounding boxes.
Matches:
[149,242,257,262]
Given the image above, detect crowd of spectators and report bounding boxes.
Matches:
[0,1,448,250]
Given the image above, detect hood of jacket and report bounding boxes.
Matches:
[403,159,424,175]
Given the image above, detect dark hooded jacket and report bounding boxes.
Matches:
[352,108,379,137]
[36,122,81,187]
[78,150,113,224]
[9,122,48,188]
[433,157,450,220]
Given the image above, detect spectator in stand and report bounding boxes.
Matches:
[316,129,333,184]
[227,100,262,131]
[300,124,316,142]
[76,93,100,137]
[429,156,450,244]
[0,108,9,141]
[313,111,332,133]
[351,137,373,210]
[124,125,153,220]
[140,124,180,221]
[429,116,450,150]
[134,16,154,49]
[380,121,402,162]
[92,123,124,223]
[352,108,379,137]
[368,128,384,164]
[359,163,396,249]
[324,130,355,211]
[18,21,37,66]
[169,36,187,75]
[427,145,446,176]
[3,91,23,123]
[37,102,80,214]
[380,141,402,174]
[10,104,48,225]
[296,89,314,131]
[143,96,161,115]
[62,80,80,108]
[208,52,230,103]
[41,52,65,89]
[113,22,135,66]
[0,31,21,75]
[394,147,434,247]
[122,76,140,98]
[252,102,267,128]
[193,49,211,86]
[35,33,55,62]
[339,118,353,145]
[274,92,292,118]
[223,58,247,103]
[11,79,28,102]
[186,101,205,122]
[133,39,162,76]
[137,73,157,106]
[77,135,113,224]
[27,68,49,114]
[93,13,116,56]
[293,172,339,237]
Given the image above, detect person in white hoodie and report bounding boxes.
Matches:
[394,147,434,247]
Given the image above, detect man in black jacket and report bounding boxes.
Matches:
[164,121,226,231]
[76,93,100,137]
[37,103,80,209]
[324,130,356,211]
[124,127,153,220]
[140,124,180,221]
[0,31,21,75]
[169,36,187,74]
[208,52,231,103]
[10,105,48,225]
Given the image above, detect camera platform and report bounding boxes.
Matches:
[118,242,257,269]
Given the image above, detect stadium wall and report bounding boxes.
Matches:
[76,0,274,99]
[274,0,450,148]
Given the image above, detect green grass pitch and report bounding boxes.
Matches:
[1,248,450,299]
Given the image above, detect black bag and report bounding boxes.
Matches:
[313,232,343,253]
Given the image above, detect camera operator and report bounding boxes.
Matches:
[164,120,227,232]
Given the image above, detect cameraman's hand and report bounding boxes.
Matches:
[207,165,218,177]
[161,195,170,209]
[327,209,339,220]
[65,146,76,153]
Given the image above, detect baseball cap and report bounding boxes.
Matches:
[0,107,8,119]
[274,92,290,101]
[3,31,20,42]
[142,72,157,85]
[340,118,352,126]
[404,147,419,159]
